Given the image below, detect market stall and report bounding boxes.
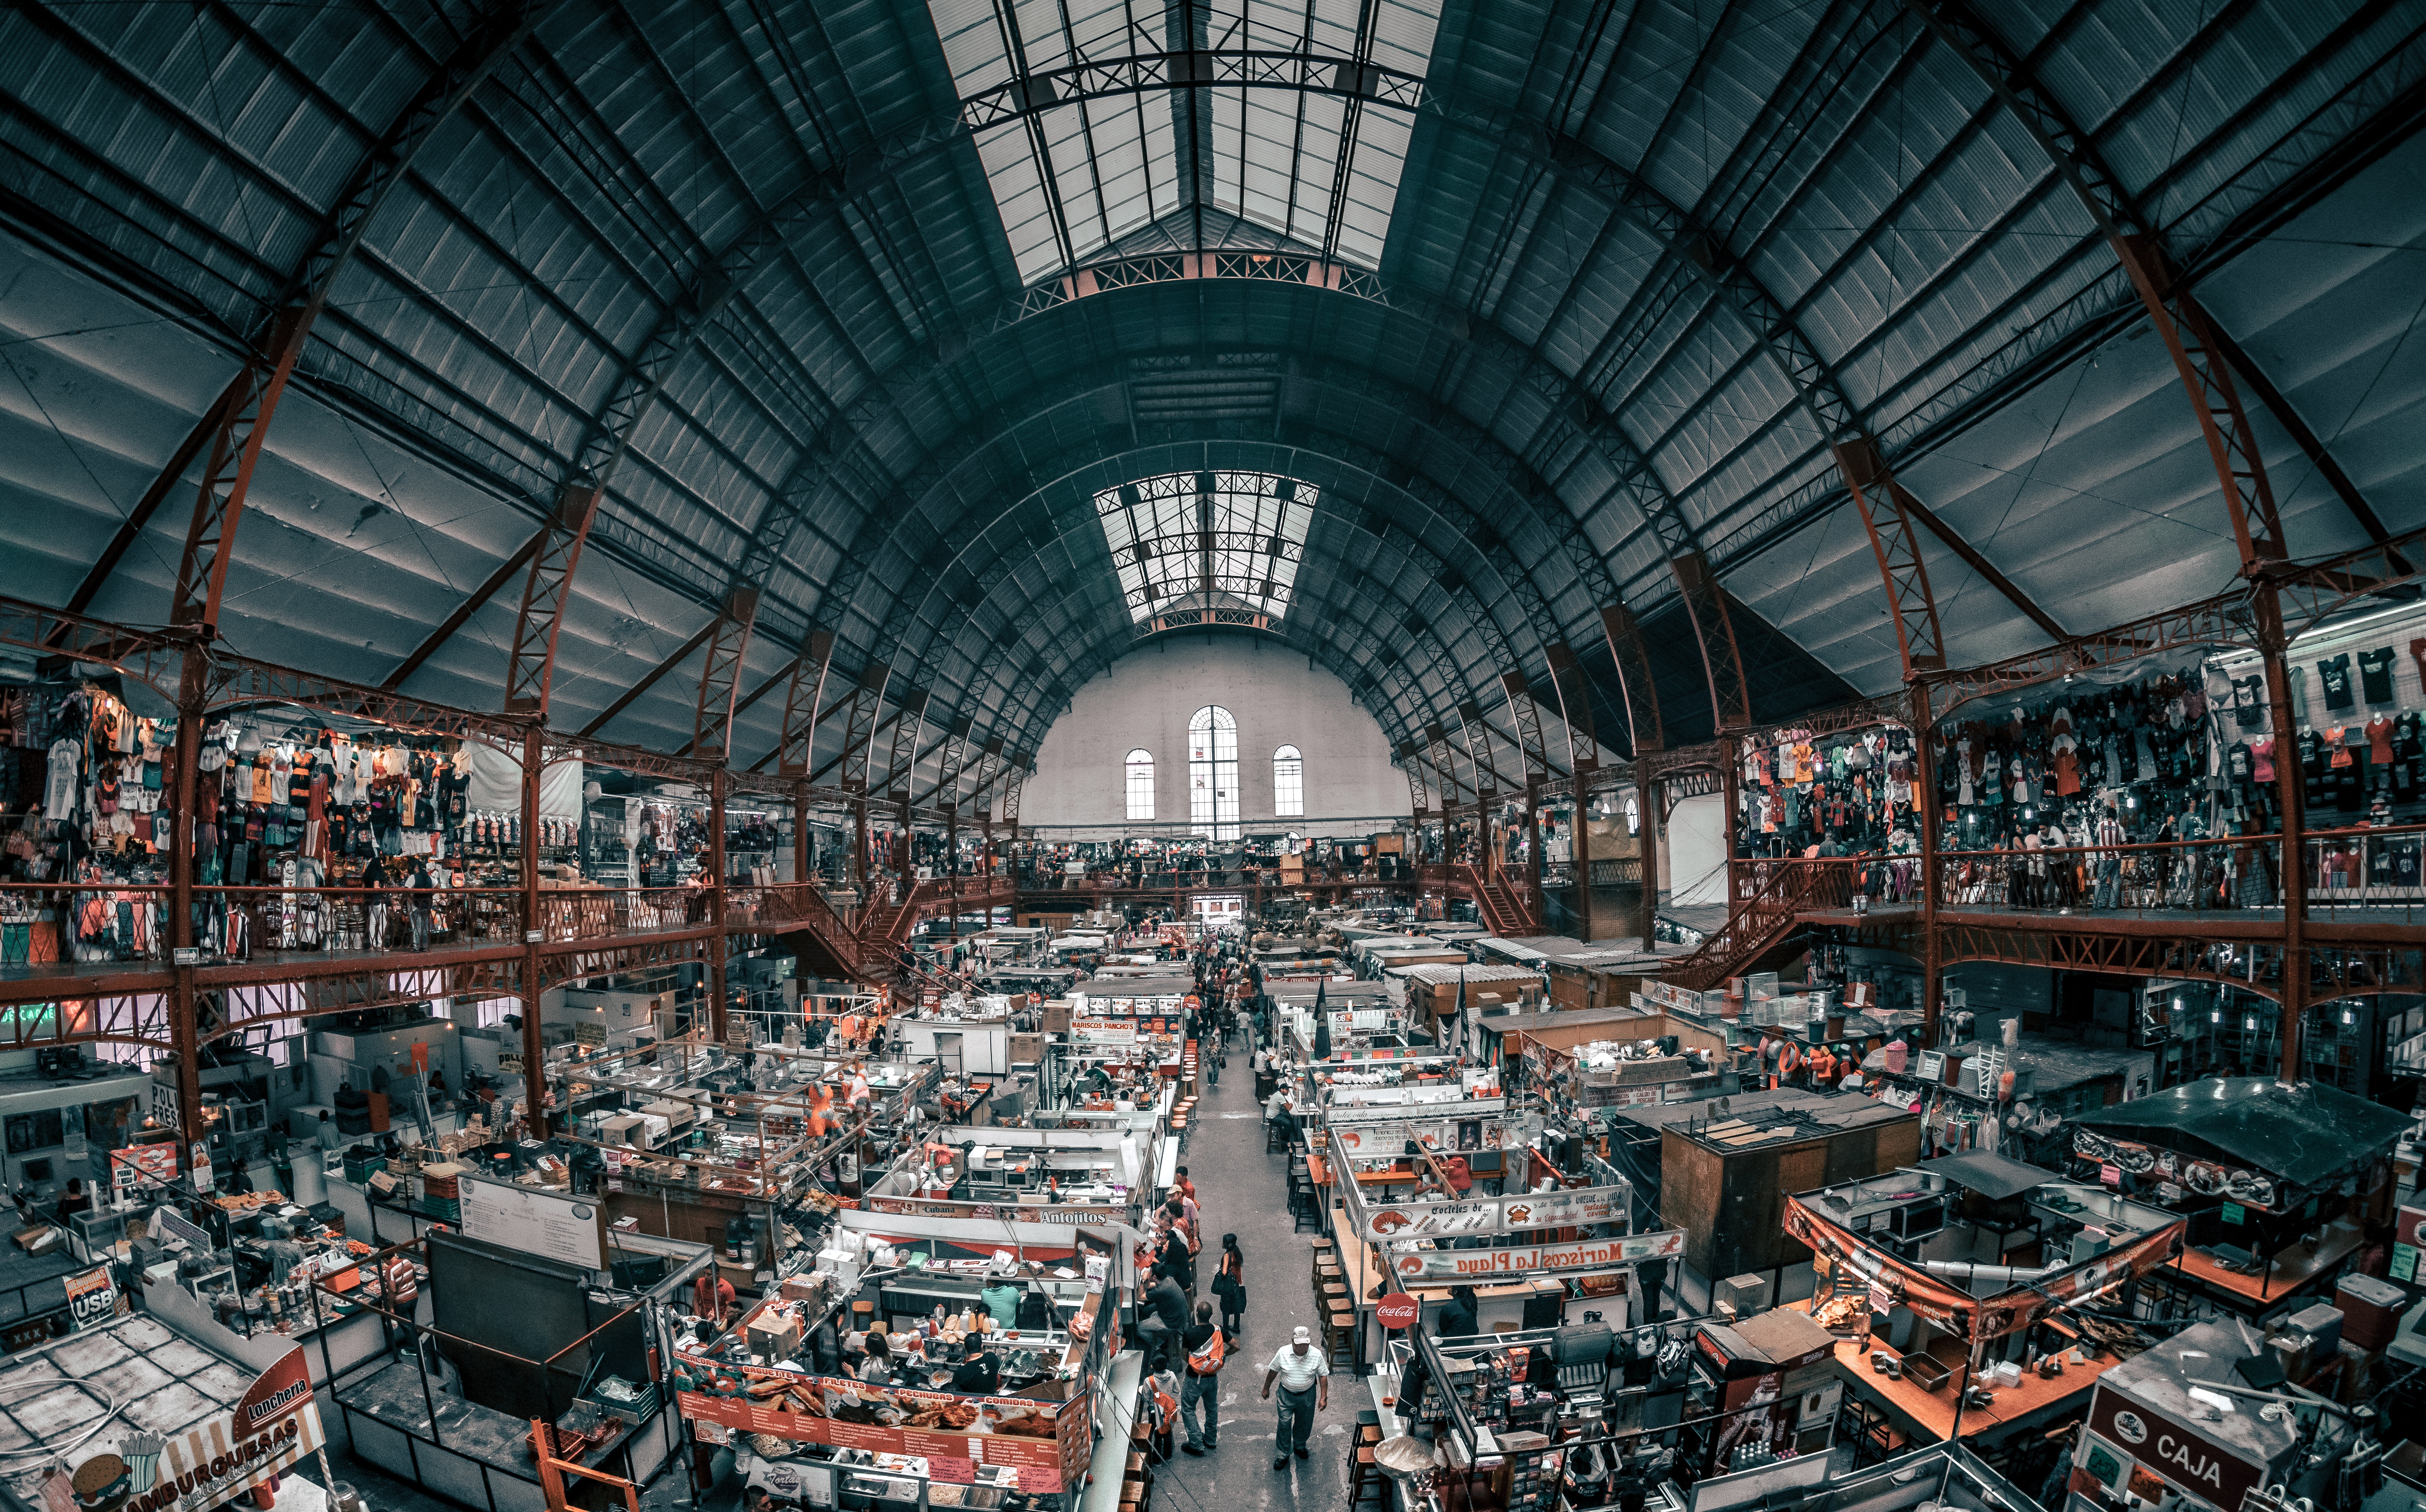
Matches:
[672,1219,1127,1512]
[313,1222,715,1512]
[2069,1077,2408,1323]
[1647,1093,1923,1296]
[1780,1166,2185,1453]
[1326,1114,1687,1365]
[540,1030,942,1294]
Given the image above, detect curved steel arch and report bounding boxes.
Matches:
[827,434,1498,781]
[60,1,551,630]
[138,1,554,638]
[776,314,1675,711]
[718,238,1740,735]
[864,436,1504,796]
[1904,0,2290,574]
[811,387,1618,764]
[868,418,1525,715]
[381,111,967,703]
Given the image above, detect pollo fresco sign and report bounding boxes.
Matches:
[1359,1184,1630,1241]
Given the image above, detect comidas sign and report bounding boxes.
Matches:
[2086,1384,2265,1512]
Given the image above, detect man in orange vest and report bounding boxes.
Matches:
[1178,1300,1224,1455]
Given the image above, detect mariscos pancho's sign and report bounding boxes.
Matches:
[1389,1228,1684,1280]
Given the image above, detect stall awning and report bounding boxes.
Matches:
[2070,1077,2410,1190]
[1918,1152,2059,1202]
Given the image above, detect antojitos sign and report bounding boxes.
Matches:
[71,1348,324,1512]
[2086,1382,2266,1512]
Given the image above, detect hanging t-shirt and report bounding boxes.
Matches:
[2250,737,2275,783]
[44,738,79,821]
[2367,715,2395,766]
[2317,654,2354,710]
[2226,743,2252,783]
[2233,674,2265,729]
[2297,728,2323,776]
[2357,645,2394,704]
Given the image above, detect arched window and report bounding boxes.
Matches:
[1125,750,1155,821]
[1272,745,1303,817]
[1189,706,1240,840]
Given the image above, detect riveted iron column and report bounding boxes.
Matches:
[520,720,548,1139]
[168,642,208,1177]
[709,765,729,1044]
[2256,586,2309,1080]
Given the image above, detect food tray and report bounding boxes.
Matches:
[1901,1353,1952,1391]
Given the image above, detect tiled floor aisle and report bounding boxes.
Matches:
[1149,1038,1369,1512]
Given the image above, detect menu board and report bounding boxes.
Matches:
[457,1173,608,1270]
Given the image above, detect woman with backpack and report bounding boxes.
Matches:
[1212,1233,1245,1338]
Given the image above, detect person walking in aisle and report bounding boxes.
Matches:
[1261,1324,1330,1467]
[1213,1233,1245,1338]
[1177,1300,1223,1455]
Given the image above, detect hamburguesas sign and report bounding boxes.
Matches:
[62,1347,325,1512]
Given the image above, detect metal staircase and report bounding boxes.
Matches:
[1663,861,1853,990]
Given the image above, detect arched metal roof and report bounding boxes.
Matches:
[2,0,2420,803]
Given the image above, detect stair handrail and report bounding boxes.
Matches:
[757,881,863,973]
[1665,859,1857,990]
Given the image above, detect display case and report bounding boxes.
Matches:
[68,1205,148,1264]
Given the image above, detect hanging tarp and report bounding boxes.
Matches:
[1783,1195,2182,1342]
[458,738,584,819]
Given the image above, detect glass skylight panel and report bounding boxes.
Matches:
[928,0,1443,285]
[1096,469,1316,622]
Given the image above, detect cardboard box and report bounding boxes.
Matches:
[746,1312,804,1361]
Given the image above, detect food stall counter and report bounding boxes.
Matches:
[2170,1218,2363,1315]
[1796,1298,2117,1447]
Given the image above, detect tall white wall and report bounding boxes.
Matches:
[1022,637,1405,829]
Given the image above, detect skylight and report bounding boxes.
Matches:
[928,0,1443,285]
[1096,469,1316,623]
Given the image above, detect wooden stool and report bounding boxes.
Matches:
[851,1299,874,1326]
[1265,1119,1288,1153]
[1326,1308,1358,1370]
[1350,1445,1385,1509]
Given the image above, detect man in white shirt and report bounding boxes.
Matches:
[1260,1324,1329,1467]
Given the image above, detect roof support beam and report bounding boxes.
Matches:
[692,587,762,760]
[156,1,544,636]
[1907,0,2290,575]
[579,620,716,738]
[1597,604,1665,757]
